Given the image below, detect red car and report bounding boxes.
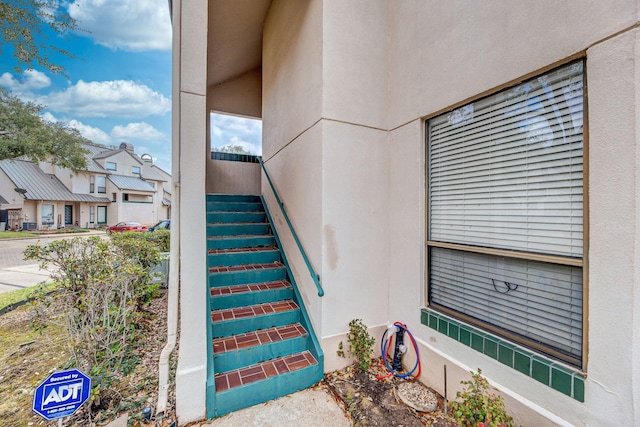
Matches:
[106,221,148,234]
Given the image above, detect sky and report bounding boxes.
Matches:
[0,0,262,173]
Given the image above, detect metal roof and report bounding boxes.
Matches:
[108,175,155,192]
[0,160,112,203]
[162,197,171,206]
[141,162,167,181]
[0,194,8,204]
[82,144,109,173]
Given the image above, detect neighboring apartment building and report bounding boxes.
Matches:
[0,142,171,230]
[171,1,640,426]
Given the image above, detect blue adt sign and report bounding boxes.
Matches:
[33,369,91,421]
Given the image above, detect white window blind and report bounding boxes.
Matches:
[429,61,584,257]
[430,247,582,360]
[427,60,585,365]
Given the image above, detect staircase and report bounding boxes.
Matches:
[205,194,324,418]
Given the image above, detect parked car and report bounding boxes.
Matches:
[148,219,170,232]
[106,221,148,234]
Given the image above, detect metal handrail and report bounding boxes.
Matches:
[259,158,324,297]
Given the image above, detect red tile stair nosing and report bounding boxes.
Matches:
[208,246,279,255]
[214,351,318,392]
[210,280,291,297]
[209,262,284,274]
[213,323,308,354]
[211,300,299,323]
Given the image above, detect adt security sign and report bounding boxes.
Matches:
[33,369,91,421]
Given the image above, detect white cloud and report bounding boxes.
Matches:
[0,69,51,92]
[210,113,262,155]
[40,112,58,123]
[68,119,112,144]
[40,112,112,144]
[111,122,164,140]
[211,114,262,136]
[220,136,262,156]
[68,0,172,51]
[40,80,171,118]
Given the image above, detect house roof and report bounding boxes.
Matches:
[141,162,167,182]
[0,194,8,204]
[0,160,111,203]
[92,148,125,160]
[82,144,109,173]
[162,197,171,206]
[108,175,155,192]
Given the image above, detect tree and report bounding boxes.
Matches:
[0,88,88,171]
[0,0,78,75]
[215,144,254,155]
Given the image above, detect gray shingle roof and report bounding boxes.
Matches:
[0,160,112,202]
[108,175,155,192]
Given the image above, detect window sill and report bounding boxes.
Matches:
[420,308,585,402]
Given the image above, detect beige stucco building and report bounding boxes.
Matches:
[171,1,640,425]
[0,142,170,230]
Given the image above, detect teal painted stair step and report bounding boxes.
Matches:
[206,194,261,203]
[207,223,270,237]
[210,280,292,310]
[208,262,287,287]
[206,201,263,212]
[208,247,281,267]
[213,323,309,372]
[211,300,300,337]
[207,235,275,250]
[207,211,266,224]
[206,193,324,418]
[212,351,321,417]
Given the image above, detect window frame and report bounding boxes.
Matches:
[106,161,117,171]
[97,176,107,194]
[425,59,588,369]
[90,175,95,193]
[132,166,141,175]
[41,204,54,226]
[97,206,107,224]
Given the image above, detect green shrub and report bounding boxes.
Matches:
[337,318,376,372]
[24,235,164,408]
[449,369,515,427]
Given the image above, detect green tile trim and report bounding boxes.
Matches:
[421,308,585,402]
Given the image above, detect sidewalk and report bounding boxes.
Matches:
[0,264,55,294]
[196,385,350,427]
[5,229,107,241]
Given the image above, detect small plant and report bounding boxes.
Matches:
[337,318,376,372]
[449,369,515,427]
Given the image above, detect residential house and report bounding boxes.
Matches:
[0,142,170,230]
[170,1,640,426]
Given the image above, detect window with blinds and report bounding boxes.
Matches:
[427,60,585,367]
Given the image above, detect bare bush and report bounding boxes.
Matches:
[24,236,162,409]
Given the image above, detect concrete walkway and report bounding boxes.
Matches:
[197,386,350,427]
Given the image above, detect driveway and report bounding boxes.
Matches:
[0,231,106,293]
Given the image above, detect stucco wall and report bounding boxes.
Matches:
[262,0,323,157]
[383,2,640,426]
[206,159,261,195]
[262,0,640,425]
